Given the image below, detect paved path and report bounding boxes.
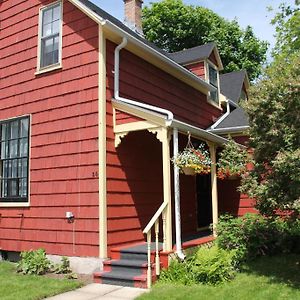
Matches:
[45,284,148,300]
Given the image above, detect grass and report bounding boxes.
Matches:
[0,261,82,300]
[138,254,300,300]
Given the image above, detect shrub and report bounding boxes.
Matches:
[216,214,300,262]
[159,257,194,285]
[159,245,237,285]
[191,245,237,285]
[53,256,72,274]
[17,249,51,275]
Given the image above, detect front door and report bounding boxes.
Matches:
[196,174,212,229]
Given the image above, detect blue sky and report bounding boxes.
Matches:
[90,0,282,56]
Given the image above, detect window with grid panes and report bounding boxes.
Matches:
[0,117,29,202]
[208,65,219,104]
[39,2,62,69]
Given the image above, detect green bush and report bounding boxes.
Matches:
[159,257,194,285]
[53,256,72,274]
[191,245,237,285]
[159,245,237,285]
[216,214,300,262]
[17,249,51,275]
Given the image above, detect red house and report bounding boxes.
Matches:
[0,0,255,287]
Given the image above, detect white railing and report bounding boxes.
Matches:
[142,201,168,288]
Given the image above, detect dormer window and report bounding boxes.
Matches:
[37,1,62,72]
[208,64,219,104]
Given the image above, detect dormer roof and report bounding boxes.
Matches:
[220,70,250,104]
[168,42,223,70]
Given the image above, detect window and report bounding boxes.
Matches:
[38,2,62,70]
[0,117,29,202]
[208,64,219,104]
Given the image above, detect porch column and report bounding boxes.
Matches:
[208,142,218,237]
[161,127,172,251]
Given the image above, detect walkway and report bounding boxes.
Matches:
[45,283,148,300]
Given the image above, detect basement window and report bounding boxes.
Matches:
[0,117,29,202]
[37,1,62,72]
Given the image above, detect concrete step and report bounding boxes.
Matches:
[94,270,151,289]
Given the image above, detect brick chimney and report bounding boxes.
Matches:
[124,0,143,34]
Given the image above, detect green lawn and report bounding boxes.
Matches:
[0,261,82,300]
[138,254,300,300]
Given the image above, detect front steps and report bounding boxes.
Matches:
[94,234,214,288]
[94,242,162,288]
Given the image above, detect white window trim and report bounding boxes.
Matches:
[0,114,31,208]
[205,59,221,109]
[36,0,63,75]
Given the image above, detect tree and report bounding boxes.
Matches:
[241,52,300,217]
[239,1,300,217]
[270,0,300,57]
[142,0,268,81]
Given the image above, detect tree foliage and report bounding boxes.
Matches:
[241,52,300,216]
[240,1,300,217]
[271,0,300,57]
[142,0,268,81]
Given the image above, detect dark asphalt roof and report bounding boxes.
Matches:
[168,43,216,65]
[214,107,249,129]
[78,0,171,58]
[219,70,247,104]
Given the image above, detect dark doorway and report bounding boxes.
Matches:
[196,174,212,228]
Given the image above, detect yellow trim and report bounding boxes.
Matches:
[208,142,218,237]
[114,121,159,134]
[161,127,172,251]
[114,121,161,148]
[112,101,167,127]
[98,26,107,259]
[36,0,63,74]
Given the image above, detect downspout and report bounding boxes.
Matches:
[114,37,185,259]
[210,99,230,130]
[114,37,174,125]
[173,128,185,260]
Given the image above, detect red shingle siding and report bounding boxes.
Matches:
[0,0,99,257]
[185,62,206,79]
[105,41,221,252]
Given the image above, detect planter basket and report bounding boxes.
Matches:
[182,166,196,176]
[227,174,240,180]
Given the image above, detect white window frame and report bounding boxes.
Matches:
[36,1,63,74]
[205,60,221,108]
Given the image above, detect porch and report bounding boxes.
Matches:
[103,99,244,287]
[94,231,214,288]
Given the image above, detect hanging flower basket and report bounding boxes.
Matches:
[217,138,248,180]
[171,137,211,176]
[182,166,196,176]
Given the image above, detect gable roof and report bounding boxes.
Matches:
[71,0,214,94]
[208,106,249,135]
[220,70,249,104]
[77,0,169,57]
[169,43,223,70]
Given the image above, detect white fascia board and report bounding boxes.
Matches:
[208,126,250,135]
[171,119,230,145]
[104,21,216,92]
[67,0,216,93]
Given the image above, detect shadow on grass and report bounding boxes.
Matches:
[242,254,300,289]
